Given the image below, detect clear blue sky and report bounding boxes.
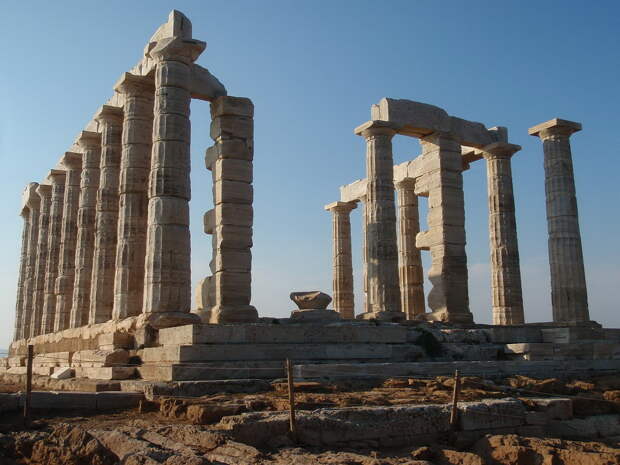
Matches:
[1,1,619,348]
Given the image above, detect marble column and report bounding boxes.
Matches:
[396,180,425,320]
[416,133,473,323]
[141,36,205,328]
[55,153,82,331]
[112,73,154,320]
[325,201,356,319]
[13,204,31,341]
[21,183,40,339]
[529,118,589,323]
[68,131,102,328]
[360,195,369,314]
[40,170,66,334]
[354,121,403,320]
[30,184,52,337]
[89,105,123,324]
[482,142,524,325]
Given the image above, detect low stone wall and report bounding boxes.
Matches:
[0,391,143,412]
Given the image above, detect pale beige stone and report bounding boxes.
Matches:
[13,203,30,341]
[529,118,589,324]
[20,183,41,339]
[30,184,52,337]
[290,291,333,310]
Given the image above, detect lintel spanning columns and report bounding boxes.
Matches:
[40,170,66,334]
[54,153,82,332]
[482,142,524,325]
[325,201,357,319]
[30,184,52,338]
[354,121,404,321]
[529,118,590,324]
[20,183,40,339]
[141,34,205,329]
[395,180,425,319]
[89,105,123,324]
[70,130,102,328]
[113,73,155,320]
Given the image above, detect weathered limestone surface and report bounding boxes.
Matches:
[207,96,258,324]
[354,121,403,321]
[70,131,102,328]
[30,184,52,337]
[141,33,205,329]
[113,74,155,320]
[41,170,66,334]
[54,153,82,332]
[416,133,473,323]
[395,180,425,319]
[325,202,356,318]
[21,183,41,339]
[90,105,123,324]
[529,119,589,324]
[483,142,524,325]
[13,204,30,341]
[290,291,332,310]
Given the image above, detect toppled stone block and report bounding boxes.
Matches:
[458,398,526,431]
[525,397,573,420]
[290,291,332,310]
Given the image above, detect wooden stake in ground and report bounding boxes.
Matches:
[286,358,298,442]
[24,344,34,427]
[450,369,461,431]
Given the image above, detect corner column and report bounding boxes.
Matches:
[354,121,403,321]
[416,133,473,323]
[482,142,524,325]
[206,96,258,324]
[141,36,205,328]
[40,170,66,334]
[396,180,425,319]
[13,204,31,341]
[30,184,52,337]
[54,153,82,331]
[529,119,589,323]
[20,183,40,339]
[69,131,102,328]
[325,201,356,319]
[112,73,155,320]
[89,105,123,324]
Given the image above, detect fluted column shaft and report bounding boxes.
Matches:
[483,143,524,325]
[14,206,30,341]
[54,153,82,331]
[41,170,66,334]
[69,132,102,328]
[142,36,204,325]
[396,180,425,319]
[89,106,123,324]
[360,196,369,313]
[355,121,402,319]
[112,74,155,320]
[30,185,52,337]
[21,184,40,339]
[325,201,356,318]
[529,119,589,323]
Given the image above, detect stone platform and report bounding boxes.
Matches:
[3,321,620,383]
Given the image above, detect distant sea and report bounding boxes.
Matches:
[0,350,7,358]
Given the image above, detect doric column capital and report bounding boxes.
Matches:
[354,120,398,139]
[46,169,66,184]
[23,182,40,209]
[482,142,521,160]
[528,118,582,140]
[395,178,416,191]
[60,152,82,170]
[77,131,102,150]
[325,201,357,214]
[94,104,123,125]
[35,184,52,199]
[114,72,155,96]
[148,36,206,64]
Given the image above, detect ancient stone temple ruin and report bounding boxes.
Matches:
[4,11,619,386]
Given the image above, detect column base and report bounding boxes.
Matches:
[290,309,341,322]
[137,311,201,330]
[417,310,474,324]
[356,311,405,322]
[209,305,259,324]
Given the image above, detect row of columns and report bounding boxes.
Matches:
[12,35,231,341]
[327,118,589,325]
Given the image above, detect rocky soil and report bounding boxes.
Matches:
[0,374,618,464]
